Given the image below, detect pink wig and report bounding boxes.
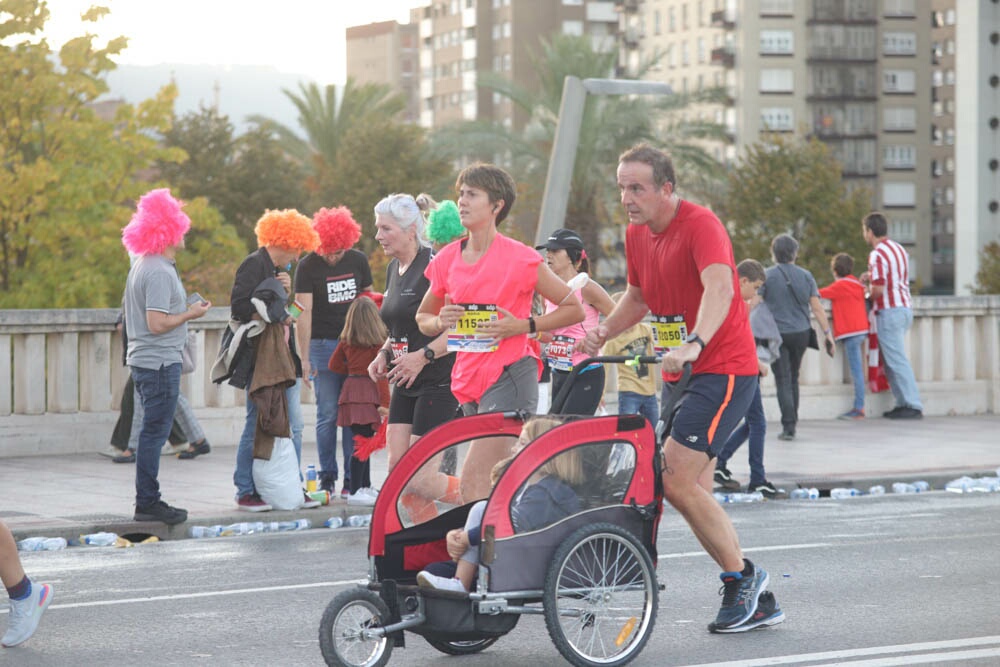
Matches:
[313,206,361,255]
[255,209,320,251]
[121,189,191,256]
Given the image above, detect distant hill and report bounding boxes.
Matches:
[104,63,318,136]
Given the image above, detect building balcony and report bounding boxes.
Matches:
[710,46,735,68]
[710,9,735,29]
[614,0,640,14]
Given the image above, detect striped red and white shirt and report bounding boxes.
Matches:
[868,238,911,311]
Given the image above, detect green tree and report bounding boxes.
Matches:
[429,34,727,266]
[159,107,307,248]
[719,135,872,281]
[971,242,1000,295]
[321,119,451,254]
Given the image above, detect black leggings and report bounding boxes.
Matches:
[349,423,374,494]
[550,366,606,416]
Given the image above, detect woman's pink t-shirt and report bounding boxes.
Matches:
[425,233,541,404]
[544,278,601,370]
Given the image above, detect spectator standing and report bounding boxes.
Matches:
[416,163,584,502]
[295,207,374,496]
[536,228,616,415]
[819,253,869,420]
[714,260,784,498]
[121,189,210,524]
[583,144,780,633]
[229,209,319,512]
[368,194,461,522]
[602,291,659,425]
[1,520,52,647]
[861,212,923,419]
[761,234,835,440]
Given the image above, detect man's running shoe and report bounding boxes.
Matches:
[709,591,784,633]
[714,466,741,490]
[711,560,769,629]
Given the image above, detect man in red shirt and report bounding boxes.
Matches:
[584,144,782,633]
[861,212,923,419]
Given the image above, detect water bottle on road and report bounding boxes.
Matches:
[830,488,861,499]
[266,519,311,532]
[17,537,68,552]
[188,526,223,538]
[913,480,931,492]
[347,514,371,527]
[868,485,886,496]
[891,482,921,494]
[82,532,118,546]
[222,522,265,536]
[718,492,764,503]
[324,517,344,529]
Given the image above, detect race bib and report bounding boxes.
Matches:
[545,335,576,372]
[650,314,687,355]
[389,337,408,360]
[446,303,499,353]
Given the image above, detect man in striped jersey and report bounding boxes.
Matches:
[861,212,923,419]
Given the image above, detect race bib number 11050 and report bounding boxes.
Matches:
[651,314,687,356]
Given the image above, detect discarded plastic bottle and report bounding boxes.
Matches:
[789,489,811,500]
[221,522,265,536]
[944,476,974,493]
[718,492,764,503]
[971,477,1000,493]
[913,480,931,492]
[830,488,862,499]
[347,514,372,527]
[713,492,728,503]
[324,517,344,529]
[891,482,920,494]
[266,519,311,532]
[306,465,317,493]
[188,525,223,539]
[868,485,886,496]
[17,537,68,552]
[82,532,118,546]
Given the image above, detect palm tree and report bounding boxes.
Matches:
[429,34,727,269]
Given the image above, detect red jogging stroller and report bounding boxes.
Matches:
[319,356,687,667]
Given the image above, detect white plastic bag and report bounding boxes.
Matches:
[252,437,302,510]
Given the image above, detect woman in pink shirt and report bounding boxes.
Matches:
[536,228,615,415]
[416,163,584,501]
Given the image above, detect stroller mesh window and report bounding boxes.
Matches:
[510,441,637,534]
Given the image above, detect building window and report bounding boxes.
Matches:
[760,69,794,93]
[668,7,675,31]
[562,20,583,36]
[945,128,954,145]
[883,145,916,169]
[681,41,689,66]
[945,9,956,25]
[761,107,794,131]
[697,37,706,63]
[760,0,794,16]
[654,10,661,35]
[888,219,917,243]
[945,69,955,86]
[883,182,916,208]
[884,107,916,131]
[883,32,917,56]
[883,0,916,17]
[760,30,793,55]
[882,70,915,94]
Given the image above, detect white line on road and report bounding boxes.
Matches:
[661,543,832,559]
[26,579,361,613]
[677,635,1000,667]
[818,647,1000,665]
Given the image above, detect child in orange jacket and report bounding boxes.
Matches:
[819,253,869,419]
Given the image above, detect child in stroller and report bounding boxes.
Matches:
[415,416,583,592]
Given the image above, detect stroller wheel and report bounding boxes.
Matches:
[543,522,658,667]
[424,636,498,655]
[319,588,394,667]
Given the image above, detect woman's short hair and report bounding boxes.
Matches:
[771,234,799,264]
[455,163,517,224]
[373,193,432,248]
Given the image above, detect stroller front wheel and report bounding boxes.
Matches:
[543,522,658,667]
[319,588,394,667]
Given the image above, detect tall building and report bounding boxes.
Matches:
[630,0,949,290]
[347,0,618,128]
[346,20,420,123]
[929,2,957,292]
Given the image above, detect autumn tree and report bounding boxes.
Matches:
[718,135,873,281]
[0,1,243,307]
[971,242,1000,295]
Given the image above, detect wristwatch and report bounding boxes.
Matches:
[423,346,436,361]
[684,333,706,350]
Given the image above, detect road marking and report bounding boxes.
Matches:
[678,635,1000,667]
[819,647,1000,665]
[661,543,831,559]
[9,579,362,613]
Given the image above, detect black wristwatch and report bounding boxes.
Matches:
[423,346,436,361]
[684,333,706,350]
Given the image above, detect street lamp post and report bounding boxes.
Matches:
[534,76,672,247]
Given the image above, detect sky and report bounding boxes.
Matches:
[41,0,420,85]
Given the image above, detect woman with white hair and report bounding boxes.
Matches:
[368,193,462,521]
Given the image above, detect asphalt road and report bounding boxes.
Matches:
[7,492,1000,666]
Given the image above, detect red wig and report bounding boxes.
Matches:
[121,189,191,256]
[255,209,320,251]
[313,206,361,255]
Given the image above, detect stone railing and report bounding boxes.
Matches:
[1,296,998,457]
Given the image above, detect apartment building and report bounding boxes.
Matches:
[628,0,948,290]
[346,20,420,124]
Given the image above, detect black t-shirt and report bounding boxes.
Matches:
[294,249,373,340]
[381,246,454,391]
